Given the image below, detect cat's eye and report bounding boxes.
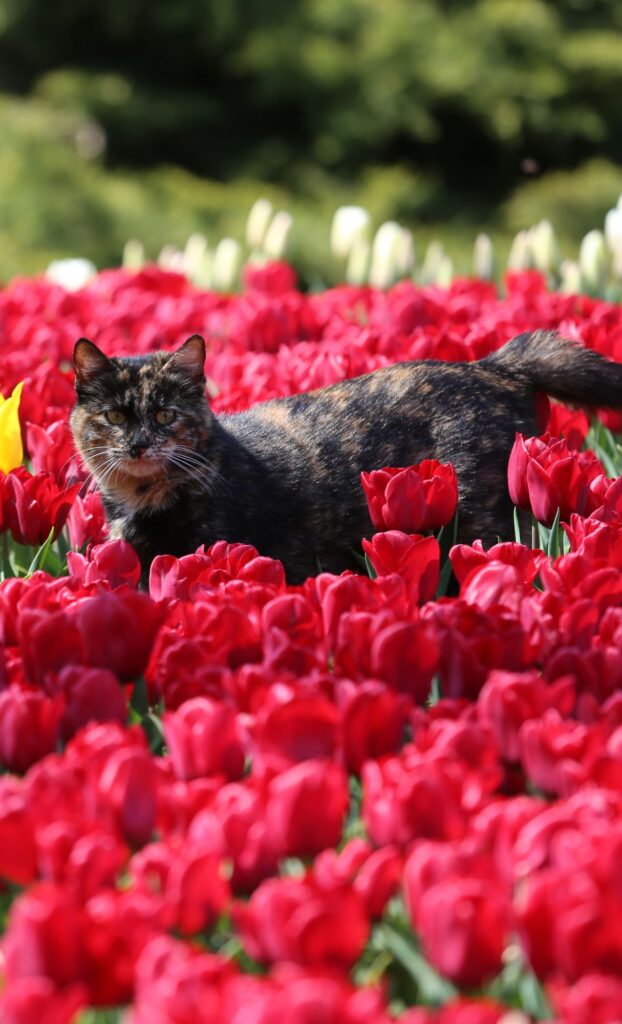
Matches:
[155,408,176,426]
[105,410,126,425]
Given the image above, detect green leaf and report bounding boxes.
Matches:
[427,674,441,706]
[364,552,378,579]
[1,532,15,579]
[435,510,458,597]
[76,1011,123,1024]
[585,420,622,477]
[25,527,56,577]
[380,921,457,1006]
[435,555,453,597]
[130,675,149,718]
[546,506,561,559]
[143,711,166,755]
[518,968,553,1020]
[513,505,522,544]
[279,857,306,877]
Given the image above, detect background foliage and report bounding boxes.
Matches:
[1,0,622,281]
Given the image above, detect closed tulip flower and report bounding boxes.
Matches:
[361,460,458,534]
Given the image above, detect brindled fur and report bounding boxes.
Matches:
[70,330,622,584]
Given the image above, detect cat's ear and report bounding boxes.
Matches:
[168,335,206,384]
[73,338,114,386]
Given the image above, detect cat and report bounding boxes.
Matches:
[71,330,622,584]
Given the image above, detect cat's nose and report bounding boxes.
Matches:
[129,439,150,458]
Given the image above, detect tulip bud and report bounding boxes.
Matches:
[330,205,371,260]
[122,239,145,271]
[262,211,292,259]
[192,246,214,289]
[605,206,622,250]
[473,233,494,280]
[435,253,454,287]
[0,382,24,474]
[559,259,582,295]
[394,228,415,277]
[157,244,182,271]
[579,229,607,294]
[530,219,560,274]
[246,198,274,249]
[345,238,371,285]
[211,238,242,291]
[46,258,96,291]
[369,221,404,288]
[420,240,445,283]
[605,206,622,278]
[507,230,532,271]
[183,233,208,285]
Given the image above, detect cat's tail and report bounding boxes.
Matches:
[486,329,622,408]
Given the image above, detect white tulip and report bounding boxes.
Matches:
[46,258,97,291]
[246,198,273,249]
[345,238,370,285]
[211,238,242,291]
[368,221,404,288]
[579,229,607,293]
[507,230,532,271]
[420,240,445,284]
[263,211,293,259]
[330,206,371,260]
[605,207,622,249]
[184,233,208,284]
[605,207,622,278]
[122,239,145,271]
[395,228,415,277]
[559,259,582,295]
[435,254,454,287]
[157,244,182,270]
[530,219,560,274]
[473,233,494,280]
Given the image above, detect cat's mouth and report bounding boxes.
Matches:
[120,455,166,479]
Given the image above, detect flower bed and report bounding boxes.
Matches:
[0,264,622,1022]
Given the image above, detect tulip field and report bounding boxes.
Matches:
[3,262,622,1023]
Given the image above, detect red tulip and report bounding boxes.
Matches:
[233,874,370,969]
[478,670,575,763]
[66,489,108,550]
[243,261,297,296]
[3,468,81,546]
[450,539,545,587]
[0,778,38,884]
[362,531,440,601]
[338,678,410,773]
[67,539,141,589]
[508,432,603,525]
[1,979,87,1024]
[0,686,62,773]
[25,419,78,484]
[265,759,349,857]
[361,460,458,533]
[415,876,510,987]
[163,697,245,781]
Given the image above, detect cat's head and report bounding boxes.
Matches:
[70,335,212,503]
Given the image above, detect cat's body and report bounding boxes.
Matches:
[71,331,622,583]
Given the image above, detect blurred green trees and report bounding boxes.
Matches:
[0,0,621,280]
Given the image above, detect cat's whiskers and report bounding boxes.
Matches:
[53,445,110,482]
[164,451,218,495]
[167,446,229,494]
[163,448,223,496]
[96,455,127,494]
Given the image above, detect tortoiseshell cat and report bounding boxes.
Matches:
[71,331,622,583]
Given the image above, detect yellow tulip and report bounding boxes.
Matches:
[0,381,24,474]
